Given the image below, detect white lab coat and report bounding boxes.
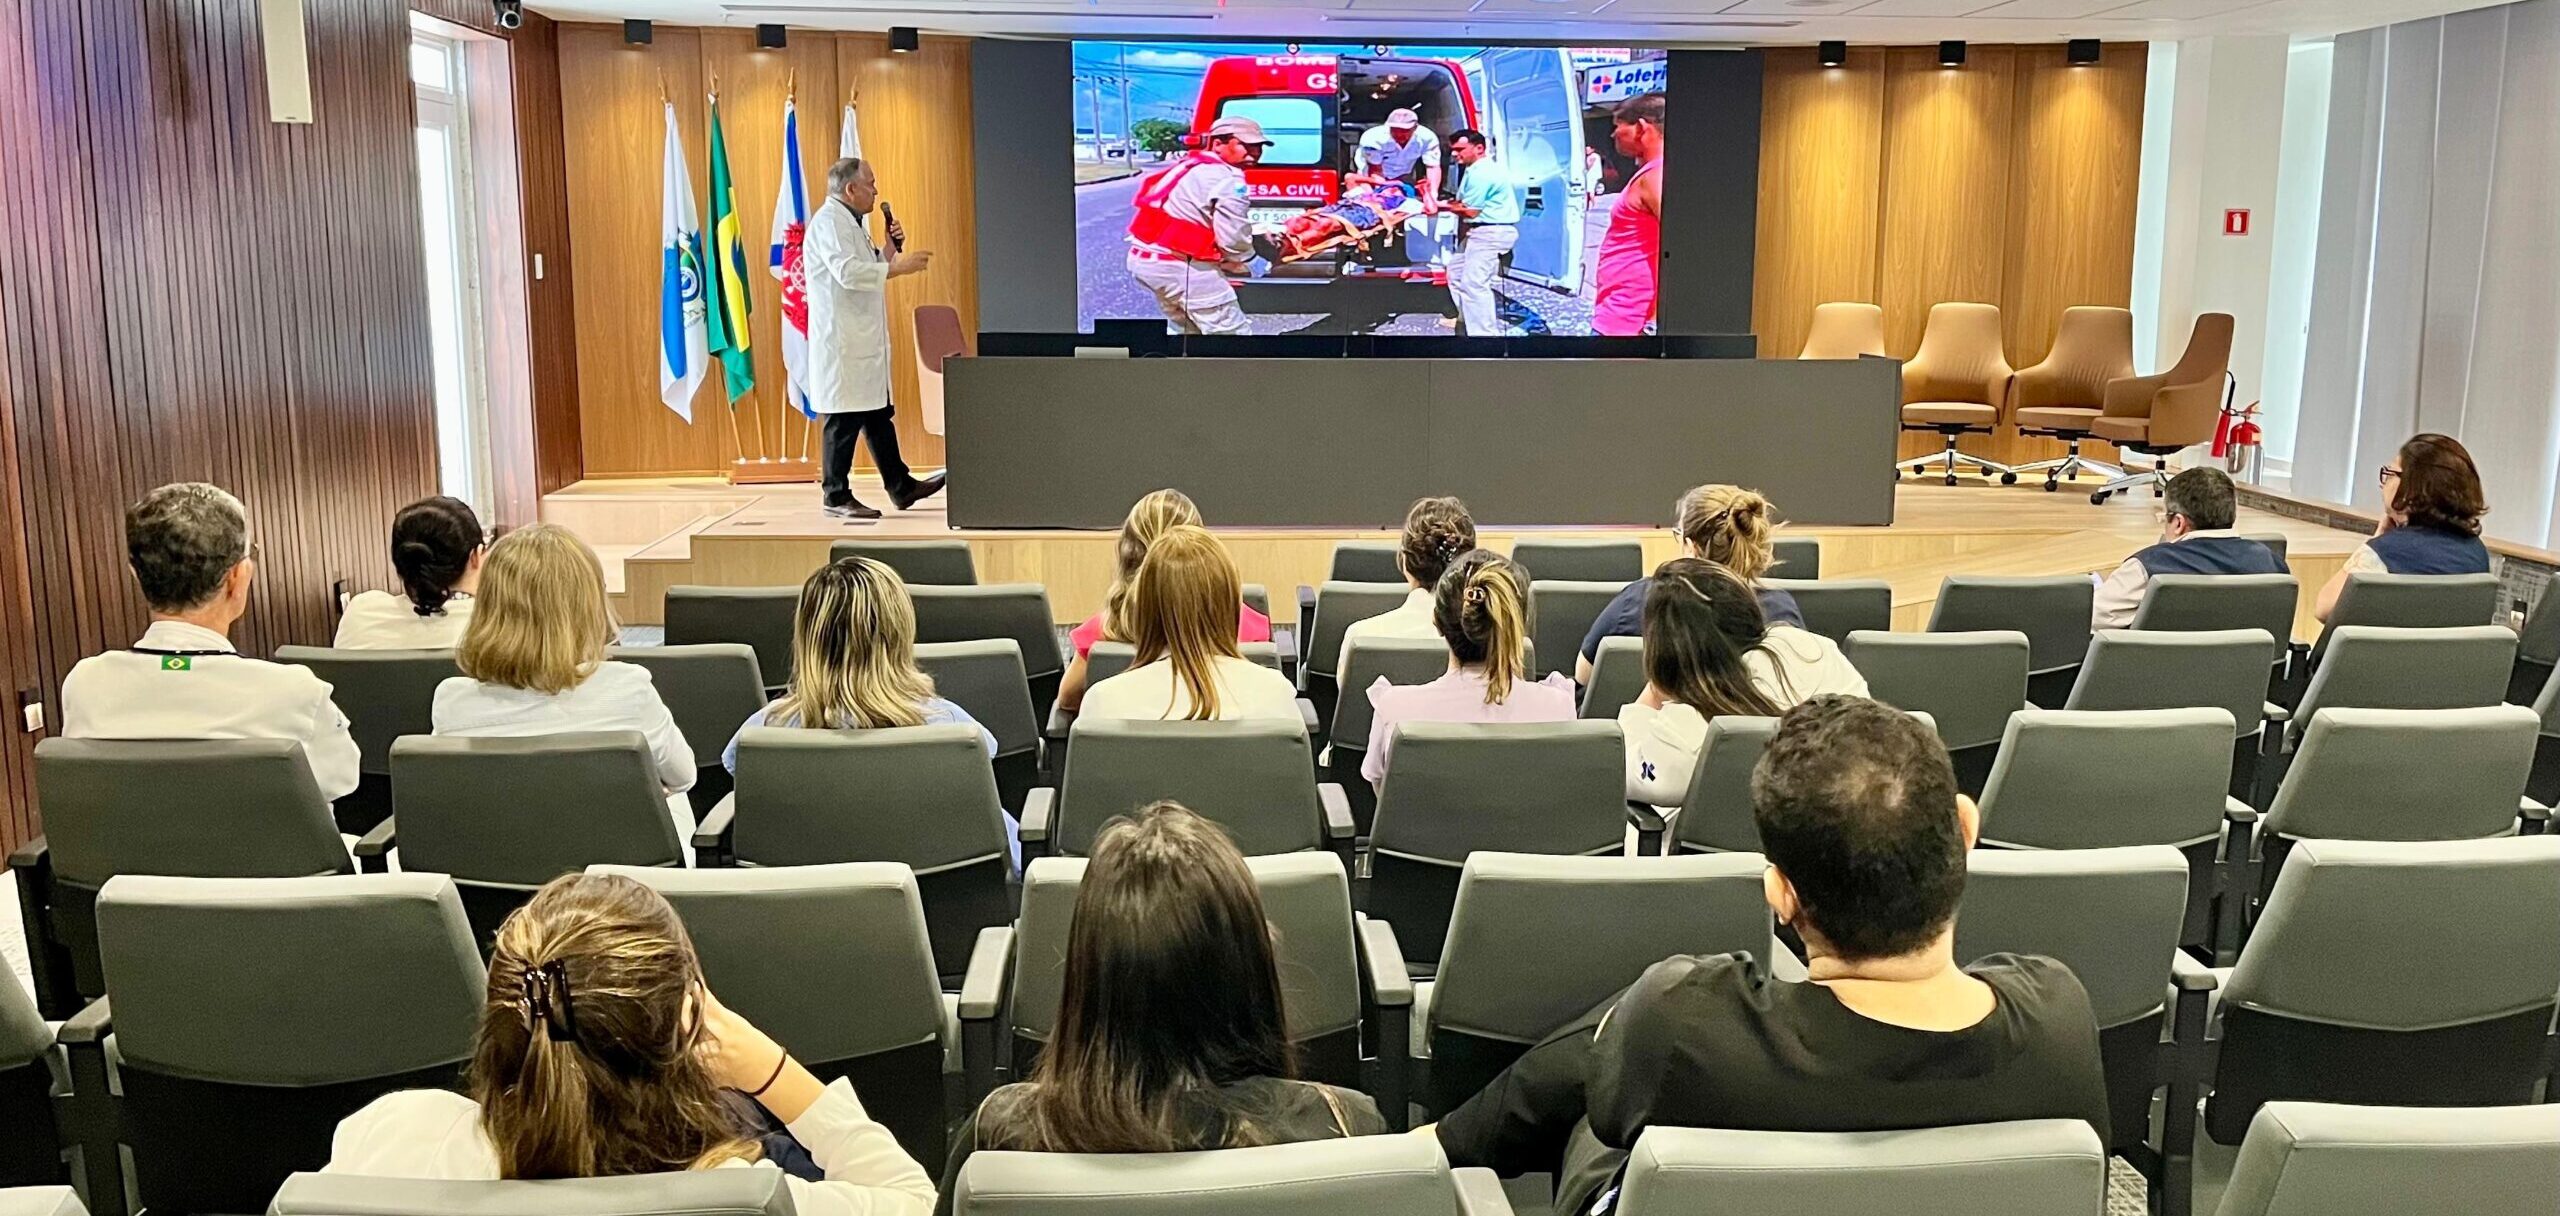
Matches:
[802,196,893,416]
[60,619,365,801]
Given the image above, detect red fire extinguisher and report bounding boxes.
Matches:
[2220,399,2264,481]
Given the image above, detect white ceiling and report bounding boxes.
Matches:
[531,0,2510,42]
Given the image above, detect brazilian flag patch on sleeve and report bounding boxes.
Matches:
[160,656,192,671]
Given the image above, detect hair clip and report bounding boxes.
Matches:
[520,959,579,1043]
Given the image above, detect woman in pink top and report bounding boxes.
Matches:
[1591,93,1665,338]
[1363,550,1577,789]
[1057,488,1271,711]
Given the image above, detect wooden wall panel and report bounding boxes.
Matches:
[558,26,974,478]
[1876,46,2019,358]
[1752,47,1886,361]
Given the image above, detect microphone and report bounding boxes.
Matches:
[881,201,905,253]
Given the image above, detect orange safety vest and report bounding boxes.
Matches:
[1126,152,1229,262]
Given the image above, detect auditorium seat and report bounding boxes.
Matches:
[2064,628,2279,801]
[1614,1121,2106,1216]
[609,644,766,818]
[1052,641,1289,769]
[79,873,482,1215]
[2308,571,2502,670]
[1844,630,2029,795]
[1762,578,1889,645]
[373,732,686,943]
[2010,305,2136,492]
[1770,535,1822,578]
[2533,664,2560,805]
[1511,538,1642,584]
[2275,625,2516,757]
[830,538,978,585]
[911,584,1066,721]
[1896,302,2017,486]
[275,646,461,835]
[1928,575,2094,706]
[916,639,1046,811]
[2130,574,2302,696]
[1297,582,1416,739]
[1381,851,1769,1124]
[663,586,797,695]
[1366,722,1628,970]
[1666,716,1778,854]
[2213,1102,2560,1216]
[591,863,952,1173]
[1797,301,1884,360]
[1329,637,1459,833]
[1023,718,1351,861]
[1327,540,1406,585]
[1580,634,1648,720]
[1959,847,2206,1213]
[2203,838,2560,1149]
[1975,708,2245,955]
[0,966,63,1187]
[0,1189,82,1216]
[18,737,352,1016]
[704,724,1013,984]
[2240,532,2290,567]
[2090,312,2234,504]
[273,1168,795,1216]
[960,852,1365,1101]
[950,1134,1514,1216]
[2508,583,2558,706]
[2252,706,2544,910]
[1529,580,1626,684]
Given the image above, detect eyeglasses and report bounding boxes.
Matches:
[2377,466,2402,486]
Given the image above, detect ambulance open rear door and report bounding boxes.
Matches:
[1479,46,1584,292]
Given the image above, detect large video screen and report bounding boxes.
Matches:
[1072,42,1669,337]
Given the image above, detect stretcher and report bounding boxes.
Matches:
[1257,196,1478,265]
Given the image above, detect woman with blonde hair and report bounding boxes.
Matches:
[1576,484,1806,684]
[326,873,936,1216]
[1079,526,1301,722]
[433,523,695,797]
[721,556,995,773]
[1362,549,1576,788]
[1056,489,1271,711]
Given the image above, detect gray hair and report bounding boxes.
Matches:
[125,482,249,611]
[826,157,868,196]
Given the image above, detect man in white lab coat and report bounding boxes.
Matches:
[60,482,362,801]
[805,157,941,520]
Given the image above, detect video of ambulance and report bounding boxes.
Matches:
[1073,41,1671,337]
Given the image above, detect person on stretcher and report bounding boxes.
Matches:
[1265,181,1469,263]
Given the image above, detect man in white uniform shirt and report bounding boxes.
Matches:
[805,157,941,520]
[1355,108,1444,209]
[61,482,362,801]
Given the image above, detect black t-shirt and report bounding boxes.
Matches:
[1579,580,1807,663]
[1438,952,2111,1213]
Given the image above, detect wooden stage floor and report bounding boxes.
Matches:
[546,474,2367,641]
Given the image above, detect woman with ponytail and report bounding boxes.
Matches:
[326,873,936,1216]
[1622,558,1866,806]
[1080,526,1300,722]
[1576,484,1806,683]
[1337,496,1477,675]
[335,496,485,649]
[1360,549,1577,788]
[1056,489,1273,712]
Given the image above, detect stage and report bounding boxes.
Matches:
[548,474,2369,643]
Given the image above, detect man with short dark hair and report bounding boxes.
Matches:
[61,483,361,800]
[1432,695,2109,1216]
[2091,466,2287,628]
[1444,130,1520,337]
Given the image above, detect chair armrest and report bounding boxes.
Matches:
[959,926,1014,1108]
[1358,914,1413,1131]
[354,816,399,874]
[2215,802,2260,966]
[2261,702,2289,723]
[9,836,77,1019]
[5,833,43,871]
[691,794,737,850]
[2521,799,2550,835]
[1021,787,1053,864]
[1044,705,1075,741]
[1299,697,1321,735]
[1294,585,1319,688]
[1627,801,1667,857]
[2169,952,2219,993]
[1359,916,1414,1009]
[58,997,111,1045]
[1319,783,1356,841]
[2101,371,2168,415]
[1452,1169,1516,1216]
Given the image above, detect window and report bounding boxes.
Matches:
[412,25,493,514]
[1217,97,1326,167]
[410,40,451,92]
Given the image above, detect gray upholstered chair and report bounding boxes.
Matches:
[916,639,1044,810]
[0,961,64,1188]
[1928,576,2095,706]
[2203,837,2560,1146]
[2309,571,2503,669]
[663,586,797,695]
[1511,538,1642,584]
[1770,536,1822,579]
[911,584,1064,721]
[1328,541,1405,584]
[711,724,1013,983]
[2510,583,2559,706]
[274,646,461,834]
[82,874,482,1215]
[1046,642,1288,772]
[1615,1121,2107,1216]
[2130,574,2301,703]
[1298,582,1422,738]
[1367,722,1629,969]
[1844,630,2030,795]
[2239,533,2290,567]
[1328,637,1461,833]
[0,1189,84,1216]
[1580,635,1648,720]
[2279,625,2517,755]
[23,738,351,1012]
[1666,715,1778,854]
[2534,663,2560,806]
[1976,708,2243,954]
[271,1169,797,1216]
[1530,580,1624,685]
[1959,846,2208,1208]
[609,644,766,817]
[961,852,1364,1103]
[1383,851,1769,1123]
[2064,628,2278,800]
[593,863,951,1172]
[2213,1102,2560,1216]
[952,1134,1514,1216]
[1027,718,1351,860]
[830,538,978,585]
[378,732,685,942]
[2254,705,2544,905]
[1761,578,1891,646]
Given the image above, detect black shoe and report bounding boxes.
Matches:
[824,499,882,520]
[890,473,946,511]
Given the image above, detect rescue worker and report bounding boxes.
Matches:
[1125,115,1266,335]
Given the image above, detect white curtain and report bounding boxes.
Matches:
[2294,0,2560,549]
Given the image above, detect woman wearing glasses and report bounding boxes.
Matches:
[2314,433,2491,623]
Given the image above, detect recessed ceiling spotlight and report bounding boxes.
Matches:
[1939,40,1967,67]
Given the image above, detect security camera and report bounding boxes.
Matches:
[491,0,523,30]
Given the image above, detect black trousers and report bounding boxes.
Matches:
[819,407,917,505]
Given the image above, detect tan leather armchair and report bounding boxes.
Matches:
[2089,312,2235,504]
[1897,302,2017,485]
[2012,305,2135,492]
[1799,302,1886,359]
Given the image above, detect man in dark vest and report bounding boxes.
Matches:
[2092,467,2287,628]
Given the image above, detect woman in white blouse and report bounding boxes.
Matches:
[326,873,934,1216]
[432,524,696,811]
[1621,558,1868,806]
[335,496,484,650]
[1080,525,1303,723]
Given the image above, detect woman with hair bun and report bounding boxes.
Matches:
[1576,485,1804,684]
[335,496,485,649]
[1337,496,1477,675]
[1361,549,1577,788]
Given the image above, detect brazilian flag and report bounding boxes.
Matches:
[704,95,755,403]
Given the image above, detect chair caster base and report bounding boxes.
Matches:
[2000,471,2019,485]
[2090,490,2111,505]
[2043,478,2059,492]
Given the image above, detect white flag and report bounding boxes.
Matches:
[657,101,709,421]
[770,96,816,419]
[841,100,862,161]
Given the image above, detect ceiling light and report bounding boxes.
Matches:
[2068,39,2100,65]
[1939,40,1967,67]
[1818,40,1846,67]
[756,23,786,50]
[889,25,919,53]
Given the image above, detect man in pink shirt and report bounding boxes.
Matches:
[1591,93,1665,337]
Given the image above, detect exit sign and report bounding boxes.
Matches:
[2224,208,2251,236]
